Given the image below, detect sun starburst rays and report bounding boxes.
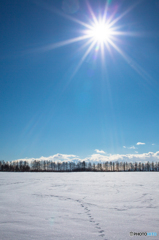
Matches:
[71,40,96,79]
[31,2,148,80]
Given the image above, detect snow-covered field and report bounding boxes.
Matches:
[0,172,158,240]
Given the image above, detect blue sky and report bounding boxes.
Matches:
[0,0,159,162]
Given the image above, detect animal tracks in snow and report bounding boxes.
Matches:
[76,199,108,239]
[39,194,108,239]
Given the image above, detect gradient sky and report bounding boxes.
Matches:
[0,0,159,162]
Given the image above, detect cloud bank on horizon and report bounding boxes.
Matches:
[13,151,159,163]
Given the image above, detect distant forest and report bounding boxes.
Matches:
[0,160,159,172]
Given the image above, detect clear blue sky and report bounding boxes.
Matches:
[0,0,159,161]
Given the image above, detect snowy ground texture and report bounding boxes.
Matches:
[0,172,159,240]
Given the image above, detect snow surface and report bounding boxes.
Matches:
[0,172,159,240]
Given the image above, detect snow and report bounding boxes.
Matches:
[0,172,159,240]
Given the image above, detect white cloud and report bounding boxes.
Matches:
[152,143,155,145]
[136,142,145,145]
[123,146,136,149]
[95,149,105,154]
[128,146,136,149]
[135,151,138,153]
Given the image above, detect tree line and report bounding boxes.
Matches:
[0,160,159,172]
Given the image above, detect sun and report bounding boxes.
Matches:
[86,21,113,44]
[36,3,133,56]
[92,23,112,42]
[35,2,141,78]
